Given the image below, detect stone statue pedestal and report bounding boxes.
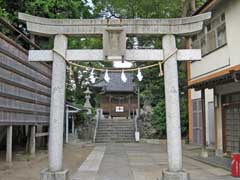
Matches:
[162,170,189,180]
[40,168,69,180]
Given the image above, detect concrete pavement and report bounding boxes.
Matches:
[71,143,235,180]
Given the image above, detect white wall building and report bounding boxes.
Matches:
[188,0,240,156]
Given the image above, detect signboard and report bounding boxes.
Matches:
[116,106,124,112]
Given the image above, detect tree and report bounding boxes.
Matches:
[92,0,205,137]
[0,0,93,22]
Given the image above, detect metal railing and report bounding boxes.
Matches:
[93,109,101,143]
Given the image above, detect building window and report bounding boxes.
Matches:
[217,23,227,47]
[201,37,207,55]
[207,24,211,32]
[207,31,217,52]
[222,93,240,153]
[192,12,227,56]
[221,13,225,21]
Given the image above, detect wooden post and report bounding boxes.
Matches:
[201,89,208,157]
[72,115,75,136]
[65,107,69,143]
[128,95,131,119]
[30,125,36,156]
[137,86,140,117]
[109,95,111,119]
[6,125,12,163]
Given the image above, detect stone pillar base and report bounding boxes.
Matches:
[162,170,190,180]
[40,168,69,180]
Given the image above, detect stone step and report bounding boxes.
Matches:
[97,129,134,132]
[97,133,134,135]
[98,123,134,126]
[100,118,133,121]
[95,137,134,141]
[96,134,134,138]
[99,120,133,122]
[98,124,134,126]
[97,127,134,131]
[96,140,134,143]
[99,121,134,124]
[98,126,134,129]
[96,131,134,134]
[96,138,135,143]
[96,130,134,133]
[96,118,135,143]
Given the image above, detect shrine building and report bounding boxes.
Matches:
[93,72,138,119]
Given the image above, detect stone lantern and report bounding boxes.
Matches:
[83,87,92,115]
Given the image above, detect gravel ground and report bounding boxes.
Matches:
[0,143,94,180]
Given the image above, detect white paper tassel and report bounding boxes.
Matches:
[137,68,143,81]
[121,70,127,83]
[104,69,110,83]
[89,68,96,83]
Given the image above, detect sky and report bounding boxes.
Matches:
[113,61,133,68]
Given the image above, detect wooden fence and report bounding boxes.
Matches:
[0,33,52,125]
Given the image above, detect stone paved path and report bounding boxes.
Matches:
[71,143,236,180]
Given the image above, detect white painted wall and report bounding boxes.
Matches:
[225,0,240,67]
[191,46,230,79]
[190,0,240,80]
[191,89,201,100]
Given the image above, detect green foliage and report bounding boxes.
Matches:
[0,5,10,19]
[0,0,92,22]
[93,0,183,18]
[68,37,103,49]
[180,95,188,136]
[24,0,92,19]
[152,99,166,137]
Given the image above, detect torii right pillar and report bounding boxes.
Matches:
[162,34,189,180]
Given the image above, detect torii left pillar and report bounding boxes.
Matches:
[40,34,69,180]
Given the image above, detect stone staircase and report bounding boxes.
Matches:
[95,118,135,143]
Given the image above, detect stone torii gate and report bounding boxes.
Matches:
[19,12,210,180]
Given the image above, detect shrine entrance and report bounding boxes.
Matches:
[19,12,211,180]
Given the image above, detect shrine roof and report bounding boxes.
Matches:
[92,72,136,93]
[193,0,222,15]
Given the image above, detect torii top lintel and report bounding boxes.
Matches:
[18,12,211,36]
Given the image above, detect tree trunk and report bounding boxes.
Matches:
[182,0,196,17]
[181,0,196,145]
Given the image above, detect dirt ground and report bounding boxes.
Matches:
[0,143,94,180]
